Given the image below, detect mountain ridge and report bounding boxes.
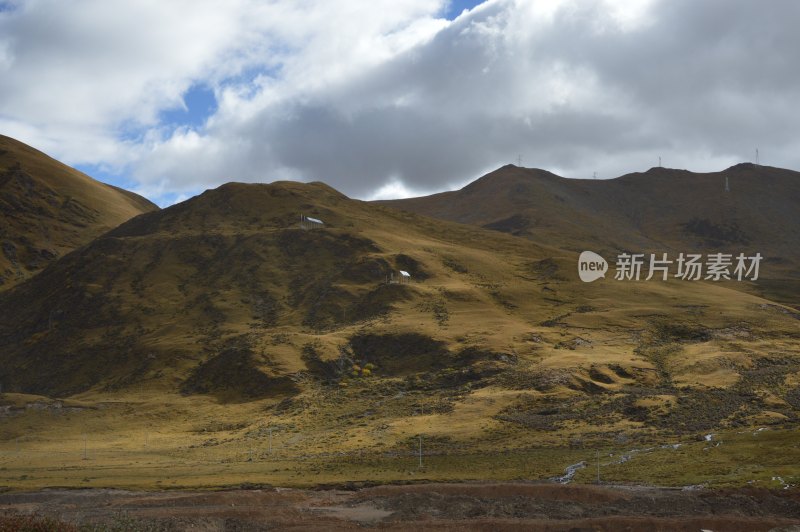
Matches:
[379,162,800,308]
[0,135,158,290]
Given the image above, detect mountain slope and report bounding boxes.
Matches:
[380,164,800,306]
[0,135,158,289]
[0,180,552,396]
[1,177,800,490]
[1,178,798,429]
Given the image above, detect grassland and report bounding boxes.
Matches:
[1,382,799,492]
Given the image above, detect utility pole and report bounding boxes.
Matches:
[517,154,522,167]
[755,148,760,166]
[593,171,597,180]
[268,427,273,454]
[658,156,662,167]
[418,435,423,468]
[596,450,600,484]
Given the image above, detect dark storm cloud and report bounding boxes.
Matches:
[546,0,800,153]
[192,0,800,199]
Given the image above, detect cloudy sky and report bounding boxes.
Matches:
[1,0,798,205]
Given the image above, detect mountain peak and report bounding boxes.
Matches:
[109,179,353,239]
[462,165,562,192]
[725,162,759,172]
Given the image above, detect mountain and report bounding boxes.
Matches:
[1,176,798,425]
[0,135,158,290]
[0,179,553,397]
[1,169,800,490]
[380,164,800,307]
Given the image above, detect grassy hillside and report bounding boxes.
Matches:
[0,135,158,290]
[0,179,558,397]
[1,176,799,490]
[381,164,800,308]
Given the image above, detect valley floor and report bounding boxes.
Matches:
[1,482,800,531]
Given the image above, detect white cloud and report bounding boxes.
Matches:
[2,0,800,204]
[366,178,423,201]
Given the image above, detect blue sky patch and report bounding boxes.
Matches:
[0,1,19,13]
[443,0,486,20]
[73,162,135,193]
[160,83,217,130]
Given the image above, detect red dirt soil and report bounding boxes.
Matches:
[1,482,800,531]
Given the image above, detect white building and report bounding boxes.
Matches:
[389,270,411,284]
[300,214,324,230]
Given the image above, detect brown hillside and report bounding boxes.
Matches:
[380,164,800,306]
[0,135,158,289]
[0,178,797,416]
[1,176,800,490]
[0,180,552,396]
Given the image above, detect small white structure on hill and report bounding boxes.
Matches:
[389,270,411,284]
[300,214,324,230]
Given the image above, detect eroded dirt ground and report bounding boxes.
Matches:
[2,482,800,531]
